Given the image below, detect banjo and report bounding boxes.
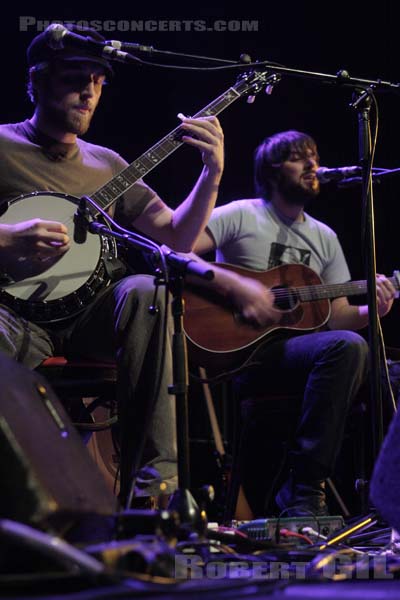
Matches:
[0,70,276,323]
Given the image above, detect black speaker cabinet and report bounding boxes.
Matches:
[0,355,115,529]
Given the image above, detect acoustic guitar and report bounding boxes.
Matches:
[183,262,400,371]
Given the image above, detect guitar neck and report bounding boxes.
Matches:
[90,86,241,214]
[295,275,399,302]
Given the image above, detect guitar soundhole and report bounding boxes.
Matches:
[272,285,299,311]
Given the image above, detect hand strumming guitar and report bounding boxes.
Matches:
[228,274,278,327]
[207,264,279,328]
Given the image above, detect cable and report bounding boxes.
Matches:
[318,513,377,551]
[279,528,313,545]
[359,87,379,254]
[216,526,250,539]
[275,508,321,545]
[300,526,328,541]
[0,519,105,574]
[112,55,286,72]
[379,321,397,413]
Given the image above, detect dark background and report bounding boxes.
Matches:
[1,2,399,346]
[1,2,398,517]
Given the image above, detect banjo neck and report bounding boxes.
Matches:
[90,71,278,215]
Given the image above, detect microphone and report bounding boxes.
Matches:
[73,197,90,244]
[316,166,362,184]
[106,39,154,54]
[44,24,137,64]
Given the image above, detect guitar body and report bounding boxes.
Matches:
[0,192,116,323]
[183,263,331,370]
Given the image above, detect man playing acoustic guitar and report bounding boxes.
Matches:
[192,130,396,517]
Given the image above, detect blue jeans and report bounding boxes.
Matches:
[235,330,369,480]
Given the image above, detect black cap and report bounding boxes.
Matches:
[27,24,114,80]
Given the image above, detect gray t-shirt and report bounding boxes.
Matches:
[0,120,158,223]
[206,198,351,285]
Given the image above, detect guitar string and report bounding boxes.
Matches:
[272,284,365,299]
[271,280,394,302]
[36,88,244,233]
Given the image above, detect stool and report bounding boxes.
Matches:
[36,357,119,493]
[224,389,363,522]
[37,357,117,401]
[223,391,301,522]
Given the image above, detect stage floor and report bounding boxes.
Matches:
[1,512,400,600]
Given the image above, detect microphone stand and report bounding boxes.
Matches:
[76,198,214,533]
[105,40,247,67]
[351,90,383,458]
[161,248,214,532]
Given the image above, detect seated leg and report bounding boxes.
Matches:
[235,330,369,517]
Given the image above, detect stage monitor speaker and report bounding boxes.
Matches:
[370,406,400,531]
[0,355,116,529]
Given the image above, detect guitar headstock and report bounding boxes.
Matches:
[234,70,282,102]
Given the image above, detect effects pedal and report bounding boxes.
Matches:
[236,515,345,543]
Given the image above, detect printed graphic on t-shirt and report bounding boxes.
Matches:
[268,242,311,269]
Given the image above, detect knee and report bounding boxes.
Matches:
[339,330,368,359]
[118,274,153,295]
[115,275,167,311]
[331,330,369,376]
[117,275,164,301]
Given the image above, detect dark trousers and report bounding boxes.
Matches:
[235,329,369,481]
[0,274,177,501]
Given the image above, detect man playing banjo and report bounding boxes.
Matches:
[0,24,224,507]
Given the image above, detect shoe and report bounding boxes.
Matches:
[128,492,171,511]
[275,475,330,518]
[128,495,159,510]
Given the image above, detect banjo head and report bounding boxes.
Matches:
[0,192,116,322]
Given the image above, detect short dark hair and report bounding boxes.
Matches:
[27,65,49,104]
[254,130,318,198]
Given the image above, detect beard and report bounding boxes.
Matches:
[41,96,93,136]
[64,110,92,136]
[276,174,320,207]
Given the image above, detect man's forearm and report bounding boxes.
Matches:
[328,303,370,331]
[170,166,222,252]
[183,250,241,296]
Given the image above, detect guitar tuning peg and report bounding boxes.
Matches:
[247,96,256,104]
[265,74,282,95]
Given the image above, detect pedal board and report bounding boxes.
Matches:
[236,515,345,542]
